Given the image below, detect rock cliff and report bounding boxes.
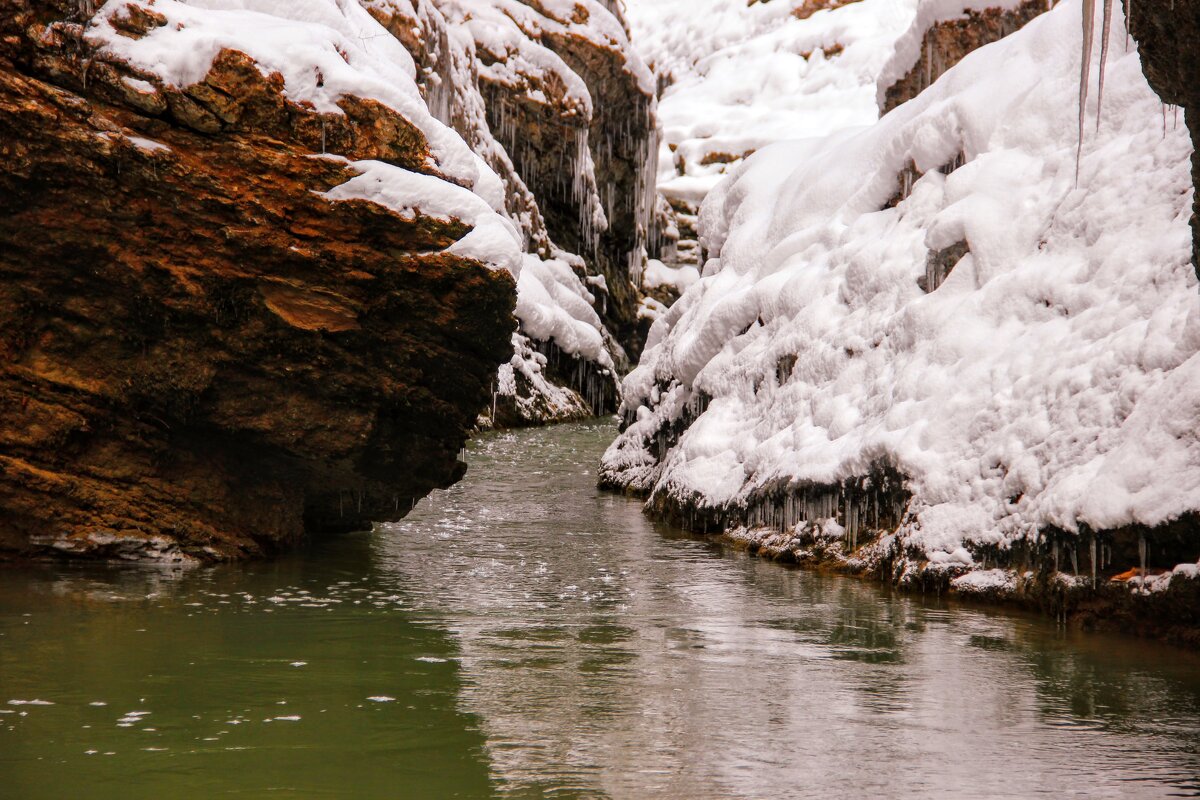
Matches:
[0,0,518,561]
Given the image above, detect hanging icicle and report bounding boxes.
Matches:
[1095,0,1114,130]
[1076,0,1097,184]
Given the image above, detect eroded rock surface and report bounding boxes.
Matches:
[0,0,517,560]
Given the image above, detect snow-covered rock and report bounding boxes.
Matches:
[603,1,1200,586]
[86,0,659,428]
[387,0,660,424]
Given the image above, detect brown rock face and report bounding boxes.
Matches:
[880,1,1051,114]
[0,0,517,561]
[1128,0,1200,274]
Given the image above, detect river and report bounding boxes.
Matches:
[2,421,1199,798]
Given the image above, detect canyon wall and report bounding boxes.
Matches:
[378,0,659,426]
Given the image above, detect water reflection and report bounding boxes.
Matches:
[1,421,1198,799]
[0,537,494,799]
[379,421,1200,799]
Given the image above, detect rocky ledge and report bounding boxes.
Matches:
[0,0,517,561]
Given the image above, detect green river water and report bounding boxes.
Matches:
[2,421,1199,798]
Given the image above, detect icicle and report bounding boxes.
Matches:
[1090,537,1097,585]
[1076,0,1096,184]
[1138,533,1147,590]
[1095,0,1113,131]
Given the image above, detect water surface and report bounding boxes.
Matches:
[3,421,1200,798]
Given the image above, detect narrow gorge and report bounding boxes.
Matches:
[2,1,1200,797]
[0,0,660,559]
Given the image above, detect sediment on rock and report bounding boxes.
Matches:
[0,0,517,561]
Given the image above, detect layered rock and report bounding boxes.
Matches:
[0,0,519,560]
[603,1,1200,634]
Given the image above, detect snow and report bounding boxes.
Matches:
[320,158,523,274]
[87,0,481,185]
[445,0,653,99]
[644,258,700,294]
[605,1,1199,566]
[515,255,614,369]
[951,568,1017,594]
[627,0,918,205]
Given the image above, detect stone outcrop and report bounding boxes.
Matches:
[1128,0,1200,274]
[879,0,1053,114]
[0,0,517,561]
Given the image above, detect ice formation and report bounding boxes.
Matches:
[604,0,1200,586]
